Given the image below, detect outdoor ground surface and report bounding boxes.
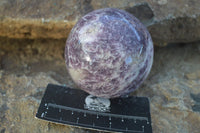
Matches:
[0,37,200,133]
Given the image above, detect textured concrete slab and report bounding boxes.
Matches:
[0,38,200,132]
[0,0,200,46]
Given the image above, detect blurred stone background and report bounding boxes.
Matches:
[0,0,200,133]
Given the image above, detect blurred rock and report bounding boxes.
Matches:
[185,71,200,80]
[0,0,200,46]
[0,72,74,133]
[0,38,200,132]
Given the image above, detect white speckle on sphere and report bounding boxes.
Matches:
[125,56,132,65]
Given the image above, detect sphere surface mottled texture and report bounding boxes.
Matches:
[65,8,153,98]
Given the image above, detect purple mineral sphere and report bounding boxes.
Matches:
[65,8,153,98]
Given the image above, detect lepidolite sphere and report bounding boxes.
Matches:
[65,8,153,98]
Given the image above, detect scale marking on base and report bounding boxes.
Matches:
[36,84,152,133]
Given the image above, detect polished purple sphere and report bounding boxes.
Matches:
[65,8,153,98]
